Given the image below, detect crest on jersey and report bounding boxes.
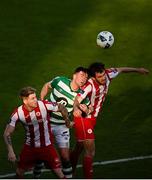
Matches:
[36,112,41,117]
[87,129,93,134]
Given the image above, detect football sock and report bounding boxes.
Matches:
[70,150,80,174]
[62,160,73,178]
[70,144,83,174]
[83,155,93,179]
[33,161,44,178]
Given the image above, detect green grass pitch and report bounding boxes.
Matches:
[0,0,152,178]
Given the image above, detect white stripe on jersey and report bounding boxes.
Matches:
[9,111,19,127]
[29,110,41,147]
[38,101,51,146]
[50,93,56,102]
[80,84,92,100]
[18,106,26,123]
[108,68,119,79]
[94,86,106,117]
[58,80,77,97]
[17,106,31,145]
[45,101,58,112]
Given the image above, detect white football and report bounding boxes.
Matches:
[96,31,114,48]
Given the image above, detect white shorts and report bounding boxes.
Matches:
[51,124,70,148]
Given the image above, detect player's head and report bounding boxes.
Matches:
[19,86,38,109]
[88,62,106,85]
[72,67,88,87]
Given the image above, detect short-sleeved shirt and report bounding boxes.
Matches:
[9,100,58,147]
[77,68,119,118]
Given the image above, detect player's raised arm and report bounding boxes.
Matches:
[3,124,17,163]
[40,82,52,100]
[116,67,149,75]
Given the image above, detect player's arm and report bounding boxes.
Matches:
[58,104,74,128]
[73,96,84,117]
[40,82,52,100]
[73,97,93,117]
[116,67,149,75]
[3,124,17,163]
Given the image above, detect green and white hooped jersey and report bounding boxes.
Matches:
[49,76,89,125]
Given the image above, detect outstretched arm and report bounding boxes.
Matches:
[3,124,16,163]
[40,82,52,100]
[116,67,149,75]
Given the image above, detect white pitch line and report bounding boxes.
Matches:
[1,155,152,178]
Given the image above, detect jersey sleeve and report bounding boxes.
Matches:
[106,68,119,80]
[8,109,19,127]
[50,76,60,88]
[77,83,92,100]
[43,100,59,112]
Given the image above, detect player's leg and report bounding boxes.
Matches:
[70,141,84,174]
[83,139,95,179]
[33,160,44,178]
[32,124,56,178]
[16,168,25,178]
[42,144,65,179]
[54,124,73,178]
[70,116,86,175]
[17,144,35,178]
[73,117,95,178]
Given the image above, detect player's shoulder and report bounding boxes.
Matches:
[59,76,71,82]
[40,100,57,106]
[52,76,71,83]
[10,107,19,117]
[81,80,92,91]
[105,68,118,74]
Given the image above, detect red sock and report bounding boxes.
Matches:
[83,155,93,179]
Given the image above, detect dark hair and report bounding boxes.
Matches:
[74,66,88,74]
[88,62,105,77]
[19,86,36,98]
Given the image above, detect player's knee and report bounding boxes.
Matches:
[85,149,95,157]
[59,147,70,161]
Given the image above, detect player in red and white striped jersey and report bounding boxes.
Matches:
[3,86,70,179]
[71,62,149,178]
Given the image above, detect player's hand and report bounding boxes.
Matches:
[65,120,75,128]
[8,151,17,163]
[73,107,82,117]
[79,104,89,114]
[138,68,149,75]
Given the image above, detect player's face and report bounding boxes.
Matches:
[24,93,38,109]
[75,71,88,87]
[95,71,106,85]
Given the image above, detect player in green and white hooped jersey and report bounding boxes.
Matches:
[33,67,89,178]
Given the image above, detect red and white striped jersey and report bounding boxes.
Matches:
[9,100,58,147]
[78,68,119,118]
